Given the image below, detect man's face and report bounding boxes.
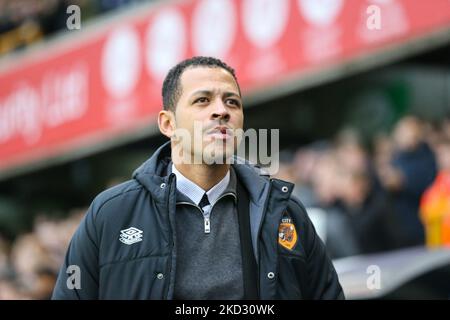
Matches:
[393,117,422,151]
[172,66,244,164]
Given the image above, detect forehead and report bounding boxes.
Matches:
[179,66,239,95]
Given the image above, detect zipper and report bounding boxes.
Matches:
[256,179,273,298]
[204,215,211,233]
[175,203,208,233]
[176,192,236,234]
[164,174,175,300]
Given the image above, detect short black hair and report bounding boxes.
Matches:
[162,56,240,111]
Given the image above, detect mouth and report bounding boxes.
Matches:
[207,126,233,140]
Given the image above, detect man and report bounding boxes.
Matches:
[52,56,344,299]
[378,116,437,247]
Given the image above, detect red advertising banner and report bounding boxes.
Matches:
[1,0,450,175]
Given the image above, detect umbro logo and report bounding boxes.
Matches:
[119,227,143,245]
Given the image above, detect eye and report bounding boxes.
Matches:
[194,97,209,104]
[226,99,241,107]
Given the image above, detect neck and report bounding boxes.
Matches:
[174,163,230,191]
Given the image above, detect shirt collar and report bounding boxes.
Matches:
[172,164,231,206]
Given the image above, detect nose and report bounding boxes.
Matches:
[211,100,230,122]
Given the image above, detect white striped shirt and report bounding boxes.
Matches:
[171,164,230,215]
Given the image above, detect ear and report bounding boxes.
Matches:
[158,110,176,139]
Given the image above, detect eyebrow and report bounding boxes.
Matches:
[190,89,241,98]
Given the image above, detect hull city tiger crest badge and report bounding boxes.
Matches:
[278,216,298,250]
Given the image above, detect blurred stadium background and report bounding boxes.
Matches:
[1,0,450,299]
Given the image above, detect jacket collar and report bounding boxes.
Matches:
[172,163,232,207]
[132,140,277,205]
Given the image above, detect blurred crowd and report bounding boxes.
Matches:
[0,209,84,299]
[0,0,151,55]
[274,115,450,259]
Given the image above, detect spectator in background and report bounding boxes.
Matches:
[335,128,385,201]
[423,120,442,151]
[373,132,394,178]
[377,116,437,248]
[10,233,56,299]
[333,129,396,254]
[0,210,84,299]
[0,0,113,55]
[338,167,395,254]
[286,131,395,259]
[334,128,368,173]
[291,141,330,207]
[308,150,361,258]
[0,0,43,54]
[420,137,450,247]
